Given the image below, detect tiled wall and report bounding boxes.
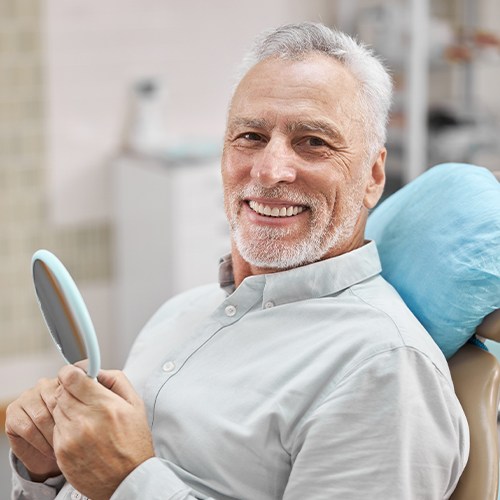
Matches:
[0,0,111,358]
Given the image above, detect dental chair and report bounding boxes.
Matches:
[449,309,500,500]
[366,163,500,499]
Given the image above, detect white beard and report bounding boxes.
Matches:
[225,183,363,269]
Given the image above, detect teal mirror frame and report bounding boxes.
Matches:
[32,249,101,378]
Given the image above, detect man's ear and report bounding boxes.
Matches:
[363,148,386,209]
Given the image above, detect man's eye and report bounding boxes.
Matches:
[240,132,264,142]
[304,136,328,147]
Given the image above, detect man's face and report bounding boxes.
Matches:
[222,53,385,270]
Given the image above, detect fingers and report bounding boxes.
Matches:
[73,359,89,372]
[58,365,140,407]
[6,406,55,460]
[40,379,58,415]
[23,398,56,452]
[57,365,98,405]
[5,379,58,460]
[97,369,140,405]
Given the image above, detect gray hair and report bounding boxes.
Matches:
[236,22,393,157]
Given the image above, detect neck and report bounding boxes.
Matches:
[230,246,276,288]
[230,232,367,288]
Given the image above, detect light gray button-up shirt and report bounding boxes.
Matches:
[11,242,469,499]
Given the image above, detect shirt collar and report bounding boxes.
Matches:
[219,241,382,305]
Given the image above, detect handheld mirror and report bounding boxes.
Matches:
[32,249,101,378]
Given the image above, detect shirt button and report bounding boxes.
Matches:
[162,361,176,372]
[225,304,237,317]
[264,301,275,309]
[71,491,82,500]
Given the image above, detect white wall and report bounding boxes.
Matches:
[44,0,331,226]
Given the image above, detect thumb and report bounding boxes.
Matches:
[97,370,140,405]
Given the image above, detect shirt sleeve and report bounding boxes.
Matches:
[10,452,210,500]
[111,458,215,500]
[9,451,66,500]
[282,347,469,500]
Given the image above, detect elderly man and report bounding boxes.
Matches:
[7,22,468,500]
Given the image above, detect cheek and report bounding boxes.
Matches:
[221,165,244,219]
[309,173,339,212]
[221,151,247,187]
[221,157,236,196]
[321,178,363,220]
[334,184,366,223]
[222,172,240,206]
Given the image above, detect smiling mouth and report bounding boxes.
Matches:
[248,200,305,218]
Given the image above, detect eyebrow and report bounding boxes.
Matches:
[228,117,273,132]
[228,116,345,143]
[285,120,344,142]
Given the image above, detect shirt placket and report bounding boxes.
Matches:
[143,279,264,426]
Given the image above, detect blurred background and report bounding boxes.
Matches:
[1,0,499,490]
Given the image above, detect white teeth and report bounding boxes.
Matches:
[248,200,305,218]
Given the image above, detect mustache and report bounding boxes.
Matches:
[236,184,317,207]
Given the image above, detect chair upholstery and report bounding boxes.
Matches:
[477,310,500,343]
[449,310,500,500]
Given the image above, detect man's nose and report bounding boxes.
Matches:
[250,138,297,187]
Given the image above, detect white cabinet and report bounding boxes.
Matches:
[112,156,228,365]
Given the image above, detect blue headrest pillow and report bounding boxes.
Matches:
[366,163,500,359]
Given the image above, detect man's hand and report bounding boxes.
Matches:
[5,378,62,482]
[52,365,155,500]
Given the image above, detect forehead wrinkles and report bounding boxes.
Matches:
[227,59,366,137]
